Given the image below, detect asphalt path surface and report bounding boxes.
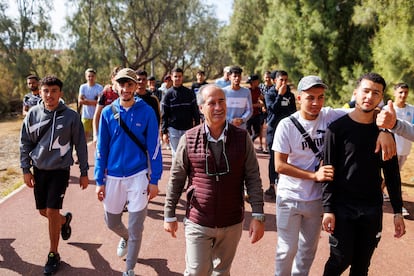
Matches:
[1,144,413,275]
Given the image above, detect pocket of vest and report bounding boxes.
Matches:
[186,186,195,203]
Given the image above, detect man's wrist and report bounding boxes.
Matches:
[252,214,266,222]
[164,217,177,223]
[394,213,403,219]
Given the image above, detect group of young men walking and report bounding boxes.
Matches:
[19,66,410,276]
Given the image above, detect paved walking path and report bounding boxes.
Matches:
[1,144,413,275]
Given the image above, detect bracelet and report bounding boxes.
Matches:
[379,128,391,133]
[394,213,403,219]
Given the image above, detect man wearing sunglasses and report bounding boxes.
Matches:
[164,84,265,275]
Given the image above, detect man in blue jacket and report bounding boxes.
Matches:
[95,68,162,276]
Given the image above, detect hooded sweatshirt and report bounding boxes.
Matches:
[20,101,89,176]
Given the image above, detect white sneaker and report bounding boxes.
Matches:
[122,269,134,276]
[122,269,135,276]
[402,207,410,217]
[117,238,128,258]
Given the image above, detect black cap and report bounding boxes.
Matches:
[247,74,260,83]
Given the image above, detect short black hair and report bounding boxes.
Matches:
[275,70,288,79]
[356,72,386,92]
[172,68,184,74]
[40,75,63,90]
[229,66,243,74]
[136,69,148,77]
[394,82,409,90]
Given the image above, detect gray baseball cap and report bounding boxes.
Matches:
[297,75,328,92]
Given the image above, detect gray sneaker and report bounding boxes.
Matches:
[117,238,128,258]
[122,269,134,276]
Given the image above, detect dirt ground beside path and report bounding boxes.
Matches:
[0,117,23,198]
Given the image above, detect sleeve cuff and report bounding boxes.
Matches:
[164,217,177,223]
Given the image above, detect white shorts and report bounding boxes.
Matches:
[103,170,149,214]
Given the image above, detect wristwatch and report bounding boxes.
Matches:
[252,214,266,223]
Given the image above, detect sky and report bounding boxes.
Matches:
[7,0,233,34]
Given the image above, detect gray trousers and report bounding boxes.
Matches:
[275,196,322,276]
[105,207,147,271]
[183,218,243,276]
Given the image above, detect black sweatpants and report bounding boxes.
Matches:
[323,203,382,276]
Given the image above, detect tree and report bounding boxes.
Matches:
[224,0,268,75]
[0,0,57,113]
[355,0,414,102]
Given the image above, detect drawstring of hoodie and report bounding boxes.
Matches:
[48,111,57,151]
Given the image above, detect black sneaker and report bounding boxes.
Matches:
[264,185,276,199]
[61,212,72,240]
[44,252,61,275]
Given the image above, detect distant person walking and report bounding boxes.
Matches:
[191,70,208,94]
[264,70,296,199]
[20,75,89,275]
[223,66,253,129]
[22,74,41,116]
[78,68,103,141]
[161,67,200,157]
[92,66,121,144]
[215,66,231,88]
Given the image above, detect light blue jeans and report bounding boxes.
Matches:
[183,218,243,276]
[168,127,187,158]
[275,196,323,276]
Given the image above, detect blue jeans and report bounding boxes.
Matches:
[168,127,187,158]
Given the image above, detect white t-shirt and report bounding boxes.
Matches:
[272,107,347,201]
[385,104,414,156]
[79,83,103,119]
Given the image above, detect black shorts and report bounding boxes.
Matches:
[33,167,70,210]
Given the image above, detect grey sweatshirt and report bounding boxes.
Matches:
[20,101,89,176]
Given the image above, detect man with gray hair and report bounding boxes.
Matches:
[215,66,231,88]
[164,84,264,275]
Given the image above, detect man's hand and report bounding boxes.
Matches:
[375,131,396,161]
[232,118,243,126]
[376,100,397,129]
[249,219,265,244]
[164,221,178,238]
[148,184,159,200]
[394,215,406,238]
[322,213,335,234]
[162,133,170,145]
[79,175,89,190]
[23,172,35,188]
[314,164,334,182]
[95,185,105,201]
[278,84,287,95]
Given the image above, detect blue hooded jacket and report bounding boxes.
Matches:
[94,97,162,185]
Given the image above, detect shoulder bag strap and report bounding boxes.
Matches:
[289,115,322,159]
[111,104,147,154]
